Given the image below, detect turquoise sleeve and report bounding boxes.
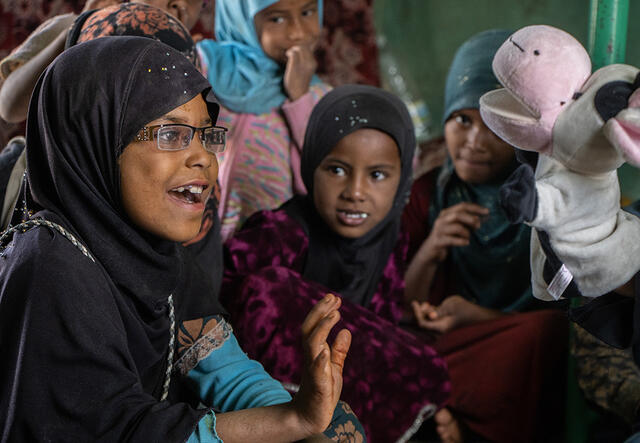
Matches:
[187,332,292,412]
[186,412,222,443]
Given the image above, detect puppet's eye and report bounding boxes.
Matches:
[534,50,540,56]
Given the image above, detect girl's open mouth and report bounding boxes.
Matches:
[168,184,207,205]
[337,209,369,226]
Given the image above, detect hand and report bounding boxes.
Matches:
[293,294,352,435]
[412,295,483,334]
[421,202,488,263]
[498,163,537,224]
[82,0,120,12]
[283,44,317,102]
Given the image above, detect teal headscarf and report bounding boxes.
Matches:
[197,0,323,115]
[432,29,535,312]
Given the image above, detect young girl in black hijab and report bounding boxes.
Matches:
[222,85,450,442]
[0,36,360,442]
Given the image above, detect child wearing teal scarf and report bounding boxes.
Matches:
[403,29,568,443]
[197,0,331,240]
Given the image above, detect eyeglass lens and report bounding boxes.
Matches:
[156,126,225,153]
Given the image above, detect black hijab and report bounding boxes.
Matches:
[25,36,224,318]
[0,35,229,442]
[283,84,415,306]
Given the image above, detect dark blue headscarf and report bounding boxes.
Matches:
[433,29,534,312]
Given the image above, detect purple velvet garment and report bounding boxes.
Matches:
[222,209,450,442]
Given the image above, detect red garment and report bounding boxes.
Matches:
[403,171,569,443]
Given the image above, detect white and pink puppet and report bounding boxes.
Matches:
[479,24,640,301]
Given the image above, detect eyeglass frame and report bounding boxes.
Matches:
[134,123,228,153]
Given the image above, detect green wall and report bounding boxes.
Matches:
[374,0,640,132]
[374,0,640,199]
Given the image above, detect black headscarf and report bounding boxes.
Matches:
[283,84,415,306]
[26,35,223,317]
[0,35,228,442]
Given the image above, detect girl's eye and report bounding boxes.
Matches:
[158,129,181,143]
[269,16,285,24]
[371,170,387,181]
[454,114,472,126]
[328,165,346,176]
[302,7,317,17]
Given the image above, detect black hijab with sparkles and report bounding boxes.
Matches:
[2,37,224,439]
[283,84,415,306]
[26,36,224,318]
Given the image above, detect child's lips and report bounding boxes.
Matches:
[167,183,210,211]
[458,157,491,167]
[336,209,369,226]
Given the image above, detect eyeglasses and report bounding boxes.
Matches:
[135,123,228,153]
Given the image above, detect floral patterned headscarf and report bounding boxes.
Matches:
[67,2,198,68]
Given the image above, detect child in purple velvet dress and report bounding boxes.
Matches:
[222,84,450,443]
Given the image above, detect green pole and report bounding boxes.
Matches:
[566,3,631,443]
[587,0,629,69]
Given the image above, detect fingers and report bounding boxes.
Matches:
[302,294,342,361]
[412,301,438,328]
[412,301,453,333]
[330,328,352,371]
[437,204,488,230]
[417,316,452,334]
[301,294,340,339]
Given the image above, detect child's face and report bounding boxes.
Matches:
[119,94,218,243]
[254,0,321,64]
[444,108,515,184]
[141,0,204,31]
[313,128,401,239]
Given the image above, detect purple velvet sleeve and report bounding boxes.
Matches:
[223,209,408,324]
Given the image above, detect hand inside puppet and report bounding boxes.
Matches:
[479,25,640,301]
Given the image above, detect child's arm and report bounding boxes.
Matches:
[0,30,67,122]
[187,294,352,442]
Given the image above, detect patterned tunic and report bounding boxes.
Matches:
[215,84,331,240]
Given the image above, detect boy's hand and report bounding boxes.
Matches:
[293,294,351,435]
[284,44,317,102]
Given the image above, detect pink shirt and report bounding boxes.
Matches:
[215,83,331,240]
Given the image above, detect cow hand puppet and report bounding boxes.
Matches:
[479,24,640,300]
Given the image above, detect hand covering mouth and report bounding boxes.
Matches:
[168,184,208,204]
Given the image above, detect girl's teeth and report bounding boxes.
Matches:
[172,185,204,194]
[343,212,368,219]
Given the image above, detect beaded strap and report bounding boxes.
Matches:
[1,219,176,402]
[0,219,95,262]
[161,294,175,401]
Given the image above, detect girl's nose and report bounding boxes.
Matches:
[186,135,213,170]
[466,122,487,152]
[341,174,367,201]
[288,18,306,41]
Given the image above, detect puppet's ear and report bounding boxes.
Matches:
[605,105,640,167]
[480,89,554,154]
